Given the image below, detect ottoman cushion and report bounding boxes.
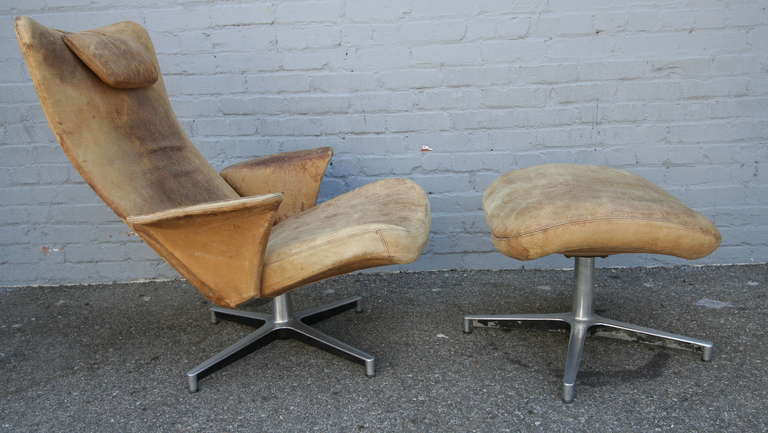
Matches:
[484,164,721,260]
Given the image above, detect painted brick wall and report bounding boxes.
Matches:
[1,0,767,286]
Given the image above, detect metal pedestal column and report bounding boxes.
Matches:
[464,257,713,403]
[186,293,375,392]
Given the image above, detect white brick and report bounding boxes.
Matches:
[171,97,221,118]
[209,4,274,26]
[194,118,259,136]
[547,36,613,60]
[356,155,419,175]
[144,8,210,31]
[165,75,246,95]
[413,44,483,67]
[276,26,341,50]
[481,87,548,108]
[282,48,346,70]
[530,14,593,37]
[210,27,275,51]
[710,55,763,76]
[159,53,218,75]
[309,72,378,92]
[219,96,285,115]
[378,69,442,90]
[32,145,68,164]
[415,88,482,110]
[334,135,408,155]
[680,77,749,99]
[346,0,412,22]
[412,0,477,17]
[282,95,350,114]
[370,24,400,44]
[0,59,27,83]
[353,46,412,70]
[443,65,516,87]
[519,64,579,84]
[481,39,547,63]
[726,6,768,27]
[0,146,35,167]
[465,16,530,41]
[412,175,473,194]
[0,84,37,104]
[616,30,750,57]
[151,31,213,54]
[577,60,650,81]
[385,112,451,132]
[216,52,283,73]
[348,91,415,113]
[595,12,630,33]
[426,194,480,213]
[322,114,387,134]
[276,0,342,23]
[247,73,310,93]
[477,0,547,14]
[341,24,372,45]
[399,20,466,43]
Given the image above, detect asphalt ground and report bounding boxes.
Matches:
[1,263,766,432]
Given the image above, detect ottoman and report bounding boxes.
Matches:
[463,164,721,403]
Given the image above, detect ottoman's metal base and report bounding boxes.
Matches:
[463,257,713,403]
[186,293,375,392]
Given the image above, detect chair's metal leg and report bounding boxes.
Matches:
[295,296,362,322]
[463,316,472,334]
[562,321,589,403]
[463,313,572,333]
[188,293,374,392]
[463,256,714,403]
[290,321,376,377]
[210,306,272,323]
[594,317,714,361]
[186,324,274,393]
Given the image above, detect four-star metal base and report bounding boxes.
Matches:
[463,257,713,403]
[187,293,375,392]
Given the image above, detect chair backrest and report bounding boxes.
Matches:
[15,17,238,219]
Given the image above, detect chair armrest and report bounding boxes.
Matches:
[127,194,283,307]
[127,194,282,225]
[220,147,333,224]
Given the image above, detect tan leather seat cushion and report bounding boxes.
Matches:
[262,178,430,297]
[484,164,721,261]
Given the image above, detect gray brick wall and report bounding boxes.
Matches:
[1,0,767,286]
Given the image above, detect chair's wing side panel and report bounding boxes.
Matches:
[221,147,333,224]
[129,196,282,307]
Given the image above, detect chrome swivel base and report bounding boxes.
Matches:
[463,257,713,403]
[186,293,375,392]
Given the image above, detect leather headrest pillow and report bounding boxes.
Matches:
[63,21,159,89]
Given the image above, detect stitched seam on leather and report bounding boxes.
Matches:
[492,217,711,240]
[565,247,659,254]
[376,229,392,258]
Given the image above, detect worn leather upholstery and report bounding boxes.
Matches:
[263,178,430,296]
[16,16,238,219]
[16,16,431,307]
[221,147,334,224]
[484,164,721,260]
[63,21,160,88]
